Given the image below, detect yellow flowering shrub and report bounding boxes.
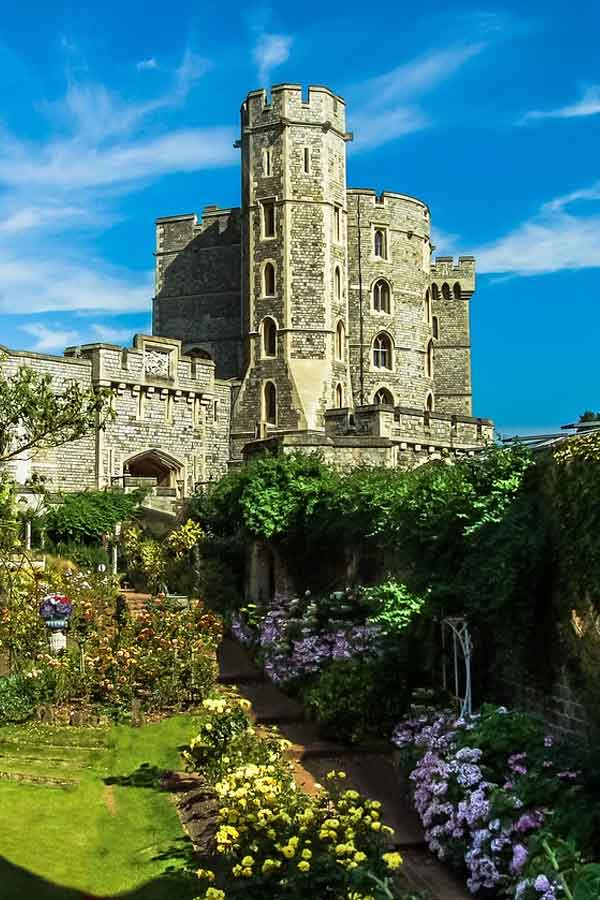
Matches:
[184,697,403,899]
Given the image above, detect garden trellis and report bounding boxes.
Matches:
[441,616,473,719]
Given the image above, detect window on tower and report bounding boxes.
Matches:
[373,333,392,369]
[453,282,462,300]
[374,228,386,258]
[335,383,344,408]
[262,201,276,238]
[374,387,394,406]
[427,340,434,378]
[334,266,342,300]
[263,381,277,424]
[334,206,341,242]
[335,321,345,360]
[303,147,310,174]
[373,279,391,313]
[432,316,439,339]
[264,262,276,296]
[264,148,272,177]
[263,318,277,357]
[425,289,431,322]
[432,283,440,302]
[442,282,451,301]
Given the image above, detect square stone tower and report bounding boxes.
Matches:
[230,84,354,456]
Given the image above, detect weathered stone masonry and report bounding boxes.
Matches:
[1,82,493,496]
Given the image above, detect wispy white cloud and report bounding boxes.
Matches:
[350,44,485,151]
[137,57,158,71]
[0,253,153,315]
[520,84,600,124]
[19,320,135,353]
[0,47,235,316]
[253,33,292,86]
[20,322,81,353]
[474,182,600,276]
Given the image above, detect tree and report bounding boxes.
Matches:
[579,411,600,423]
[0,358,113,463]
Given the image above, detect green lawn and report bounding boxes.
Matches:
[0,715,202,899]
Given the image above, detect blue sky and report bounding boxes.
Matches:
[0,0,598,435]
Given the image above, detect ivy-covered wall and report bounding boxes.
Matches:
[189,435,600,737]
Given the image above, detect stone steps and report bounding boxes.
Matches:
[0,770,78,789]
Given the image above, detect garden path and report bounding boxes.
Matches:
[219,636,473,900]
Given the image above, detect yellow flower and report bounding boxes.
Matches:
[281,845,296,859]
[370,821,381,832]
[196,868,215,881]
[382,851,403,870]
[353,851,367,864]
[238,698,251,711]
[203,889,225,900]
[297,860,310,872]
[241,856,254,867]
[301,848,312,860]
[261,858,282,874]
[241,868,252,878]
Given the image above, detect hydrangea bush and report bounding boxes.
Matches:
[392,705,598,898]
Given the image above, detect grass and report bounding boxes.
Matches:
[0,715,202,899]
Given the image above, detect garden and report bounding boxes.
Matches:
[2,358,600,899]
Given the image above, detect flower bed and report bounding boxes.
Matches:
[182,693,406,900]
[392,705,600,899]
[231,582,422,742]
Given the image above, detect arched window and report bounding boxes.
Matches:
[335,383,344,408]
[335,321,345,360]
[426,340,434,378]
[426,392,434,412]
[186,347,212,360]
[264,262,276,296]
[432,283,440,302]
[453,282,461,300]
[432,316,439,339]
[373,333,392,369]
[263,381,277,424]
[374,228,386,258]
[334,266,341,300]
[373,279,390,313]
[263,317,277,357]
[442,282,451,301]
[425,288,431,322]
[374,387,394,406]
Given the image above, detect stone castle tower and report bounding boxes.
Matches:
[153,83,491,468]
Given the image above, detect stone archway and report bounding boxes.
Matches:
[124,449,183,491]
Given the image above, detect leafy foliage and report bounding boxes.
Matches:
[43,489,144,545]
[0,356,113,461]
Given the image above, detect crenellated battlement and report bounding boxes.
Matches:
[346,188,429,214]
[430,256,476,299]
[242,83,346,134]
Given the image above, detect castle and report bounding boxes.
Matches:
[2,84,493,500]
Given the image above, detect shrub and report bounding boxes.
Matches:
[305,653,411,744]
[0,675,37,723]
[43,489,144,545]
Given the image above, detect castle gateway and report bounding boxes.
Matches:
[2,84,493,497]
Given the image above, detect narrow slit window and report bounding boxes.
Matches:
[264,381,277,424]
[263,318,277,357]
[264,262,276,296]
[432,316,439,339]
[263,201,276,238]
[336,321,344,360]
[374,229,386,258]
[427,340,434,378]
[334,206,341,242]
[334,266,341,300]
[264,148,272,176]
[303,147,310,174]
[336,383,343,408]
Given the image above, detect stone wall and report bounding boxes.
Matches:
[153,207,242,380]
[0,335,231,497]
[74,335,231,493]
[346,189,433,410]
[0,348,97,491]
